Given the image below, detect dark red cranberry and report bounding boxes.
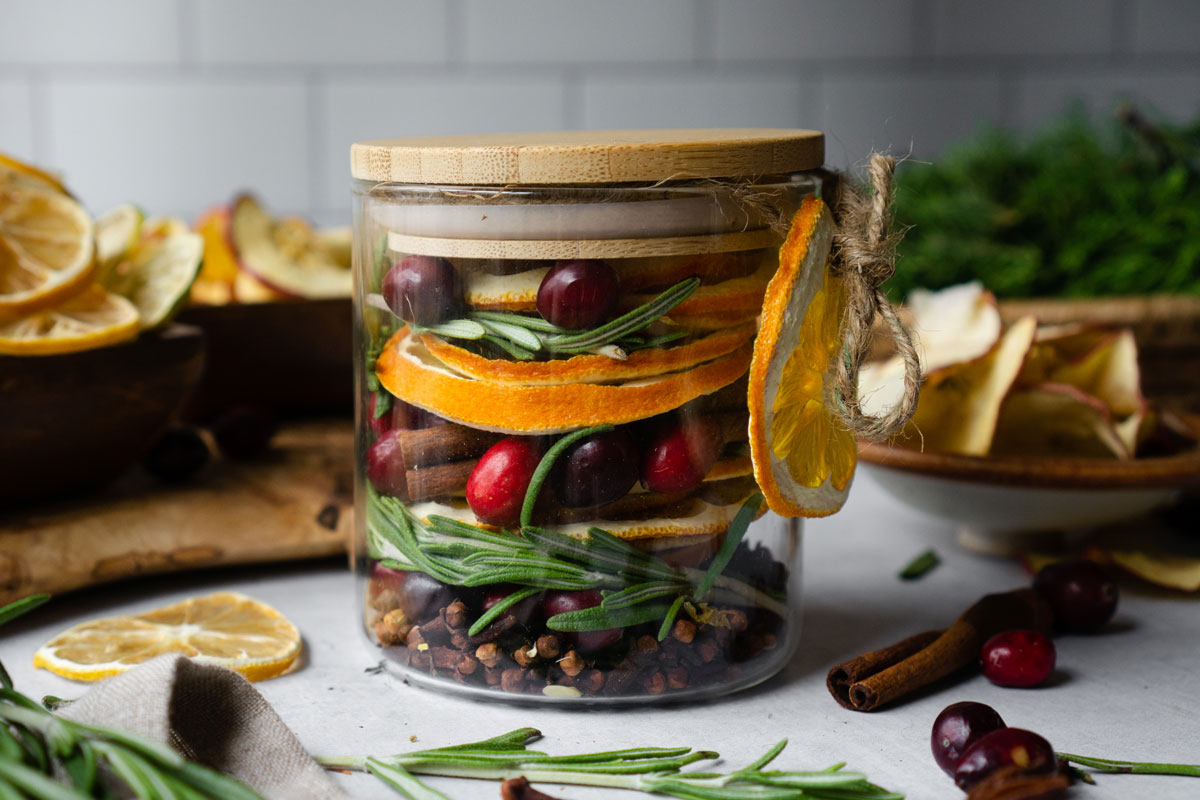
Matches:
[382,255,463,326]
[466,437,543,526]
[1033,559,1118,633]
[142,426,211,482]
[366,430,408,497]
[396,571,455,624]
[542,590,622,652]
[390,399,449,431]
[931,702,1007,776]
[980,630,1056,688]
[210,406,276,460]
[367,392,393,437]
[954,728,1057,790]
[536,259,619,329]
[641,417,722,494]
[481,584,542,629]
[552,429,638,508]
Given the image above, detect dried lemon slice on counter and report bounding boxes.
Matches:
[748,195,856,518]
[0,185,95,316]
[0,283,138,355]
[34,592,301,682]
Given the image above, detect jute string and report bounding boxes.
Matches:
[826,154,921,440]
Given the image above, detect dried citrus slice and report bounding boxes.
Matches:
[620,256,774,319]
[0,283,138,355]
[0,152,70,195]
[747,195,855,518]
[0,186,95,316]
[420,322,756,386]
[230,193,351,299]
[377,327,751,434]
[33,592,301,682]
[94,204,144,279]
[102,231,203,329]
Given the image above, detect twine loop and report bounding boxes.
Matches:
[827,154,921,440]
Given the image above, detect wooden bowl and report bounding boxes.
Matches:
[177,299,352,420]
[0,325,205,505]
[858,418,1200,554]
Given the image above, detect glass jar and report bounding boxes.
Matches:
[352,130,827,704]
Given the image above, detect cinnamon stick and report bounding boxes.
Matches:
[405,461,474,502]
[395,425,502,469]
[827,588,1052,712]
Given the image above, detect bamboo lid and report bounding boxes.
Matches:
[351,128,823,185]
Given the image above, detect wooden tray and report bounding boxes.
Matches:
[0,420,353,605]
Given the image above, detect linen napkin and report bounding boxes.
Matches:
[59,654,351,800]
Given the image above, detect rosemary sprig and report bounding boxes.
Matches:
[898,549,940,581]
[0,596,264,800]
[319,727,904,800]
[1059,753,1200,778]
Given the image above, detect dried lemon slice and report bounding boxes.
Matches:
[34,592,301,682]
[0,283,138,355]
[103,231,203,329]
[0,152,70,195]
[748,195,856,518]
[0,186,95,316]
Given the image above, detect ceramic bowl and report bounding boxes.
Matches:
[859,426,1200,554]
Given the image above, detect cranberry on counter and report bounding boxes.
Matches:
[536,259,619,329]
[383,255,463,326]
[467,437,543,526]
[641,417,722,494]
[1033,559,1119,633]
[953,728,1057,790]
[931,701,1007,776]
[980,630,1056,688]
[552,428,638,508]
[542,590,622,652]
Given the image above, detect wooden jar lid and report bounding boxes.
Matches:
[351,128,823,185]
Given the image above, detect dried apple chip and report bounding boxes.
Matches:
[907,281,1002,372]
[991,383,1128,459]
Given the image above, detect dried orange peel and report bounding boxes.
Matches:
[748,195,856,518]
[377,327,752,434]
[420,322,755,386]
[620,257,774,320]
[33,592,301,682]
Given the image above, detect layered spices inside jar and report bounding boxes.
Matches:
[352,130,842,703]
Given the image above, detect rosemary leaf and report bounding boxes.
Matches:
[657,595,688,642]
[414,319,487,340]
[546,602,674,632]
[373,390,393,420]
[544,277,700,352]
[468,311,568,334]
[0,594,49,627]
[519,425,613,528]
[480,333,536,360]
[898,549,940,581]
[601,582,683,610]
[467,588,540,637]
[1059,753,1200,777]
[695,493,764,600]
[474,318,544,352]
[365,758,452,800]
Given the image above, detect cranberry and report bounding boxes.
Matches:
[142,426,210,482]
[536,259,619,329]
[954,728,1057,790]
[1033,559,1118,633]
[210,406,276,460]
[398,572,455,624]
[367,392,393,437]
[481,584,542,629]
[552,429,638,508]
[366,430,408,497]
[542,590,622,652]
[980,630,1056,687]
[931,702,1007,776]
[382,255,463,326]
[641,417,721,494]
[466,437,543,526]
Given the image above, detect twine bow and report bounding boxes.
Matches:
[826,154,921,440]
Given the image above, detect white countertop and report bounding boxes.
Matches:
[4,471,1197,799]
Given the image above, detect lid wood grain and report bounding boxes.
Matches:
[351,129,823,185]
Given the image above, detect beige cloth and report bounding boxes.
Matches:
[59,654,351,800]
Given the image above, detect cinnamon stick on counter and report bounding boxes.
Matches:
[827,588,1052,712]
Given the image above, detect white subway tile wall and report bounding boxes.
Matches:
[1,0,1197,221]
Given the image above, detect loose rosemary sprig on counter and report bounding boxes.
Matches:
[1058,753,1200,778]
[0,596,264,800]
[318,727,904,800]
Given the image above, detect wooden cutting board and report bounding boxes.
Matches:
[0,420,353,605]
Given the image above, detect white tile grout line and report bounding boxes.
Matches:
[28,70,50,165]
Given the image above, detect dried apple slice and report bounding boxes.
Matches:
[1087,530,1200,592]
[229,194,351,299]
[903,316,1037,456]
[907,281,1002,372]
[990,383,1128,459]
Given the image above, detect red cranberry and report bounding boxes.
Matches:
[954,728,1057,790]
[481,584,542,629]
[142,426,211,482]
[366,430,408,497]
[466,437,543,526]
[536,259,619,329]
[1033,559,1118,633]
[210,406,276,460]
[641,417,721,494]
[367,392,393,437]
[542,590,622,652]
[552,429,638,508]
[980,630,1056,688]
[931,702,1007,776]
[369,561,407,595]
[382,255,463,326]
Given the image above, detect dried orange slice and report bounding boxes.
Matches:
[0,152,71,195]
[33,592,301,682]
[748,195,855,518]
[420,322,756,386]
[0,186,95,316]
[622,257,774,320]
[0,283,138,355]
[377,327,751,434]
